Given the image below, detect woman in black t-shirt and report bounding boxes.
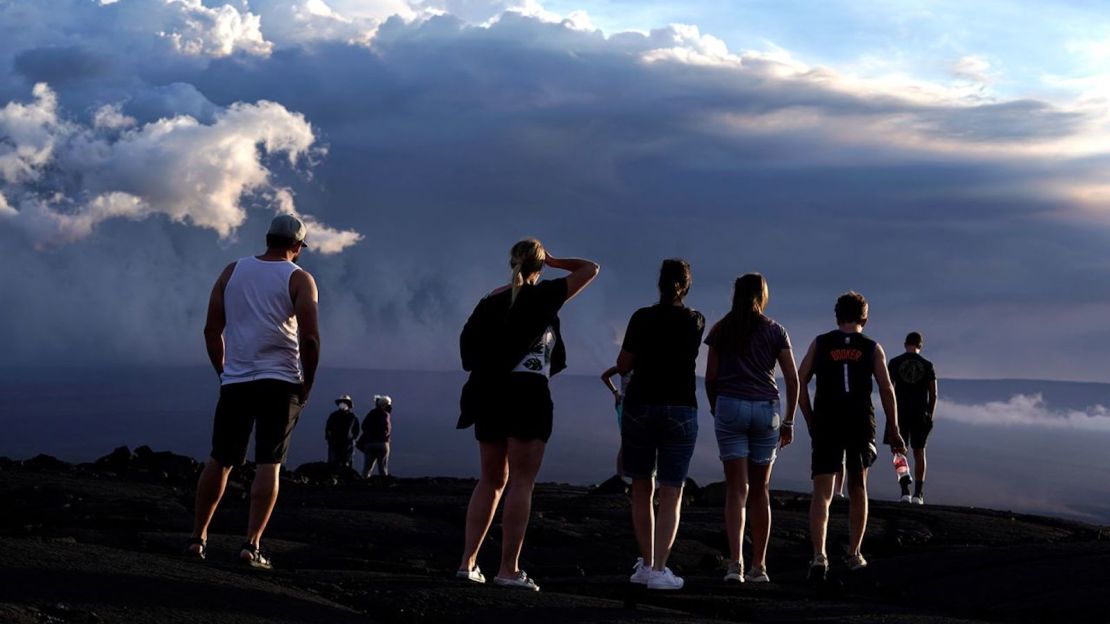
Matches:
[616,258,705,591]
[456,238,599,591]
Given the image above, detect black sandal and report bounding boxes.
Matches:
[239,542,273,570]
[184,537,207,560]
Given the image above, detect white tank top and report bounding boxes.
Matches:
[220,256,303,386]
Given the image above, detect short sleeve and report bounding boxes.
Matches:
[926,361,937,382]
[621,309,646,354]
[704,321,721,348]
[535,278,569,316]
[692,311,706,345]
[777,323,792,352]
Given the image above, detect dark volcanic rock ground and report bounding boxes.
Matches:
[1,448,1108,623]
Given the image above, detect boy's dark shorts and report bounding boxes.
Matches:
[211,379,305,467]
[810,411,877,478]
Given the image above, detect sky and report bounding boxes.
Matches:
[2,0,1110,381]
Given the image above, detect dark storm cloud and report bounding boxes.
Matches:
[2,1,1109,379]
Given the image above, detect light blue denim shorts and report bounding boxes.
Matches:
[713,396,781,464]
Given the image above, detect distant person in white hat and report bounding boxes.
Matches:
[357,395,393,477]
[325,394,359,468]
[185,214,320,570]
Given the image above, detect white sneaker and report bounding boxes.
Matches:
[647,567,684,591]
[911,495,924,505]
[630,557,652,584]
[845,552,868,571]
[900,494,912,503]
[493,570,540,591]
[807,554,828,582]
[744,566,770,583]
[456,565,486,584]
[723,559,744,583]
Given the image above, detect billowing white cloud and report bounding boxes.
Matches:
[641,24,741,68]
[0,82,62,184]
[248,0,384,46]
[0,84,360,252]
[938,394,1110,433]
[0,192,14,217]
[159,0,272,58]
[92,104,136,130]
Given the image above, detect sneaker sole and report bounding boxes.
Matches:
[647,585,684,591]
[723,574,744,583]
[493,582,539,591]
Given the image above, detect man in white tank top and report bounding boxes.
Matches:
[185,214,321,570]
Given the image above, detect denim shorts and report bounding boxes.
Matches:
[620,404,698,487]
[713,396,780,464]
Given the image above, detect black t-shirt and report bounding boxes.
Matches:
[460,278,569,376]
[888,352,936,416]
[622,304,706,408]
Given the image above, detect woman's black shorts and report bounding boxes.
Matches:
[472,373,554,443]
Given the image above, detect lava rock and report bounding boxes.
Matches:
[589,474,629,496]
[23,454,69,471]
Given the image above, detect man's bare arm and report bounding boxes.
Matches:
[928,378,938,416]
[797,340,816,430]
[874,344,905,453]
[291,269,320,402]
[203,263,236,380]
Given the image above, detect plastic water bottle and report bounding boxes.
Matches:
[893,453,912,482]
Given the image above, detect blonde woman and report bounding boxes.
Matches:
[456,239,599,591]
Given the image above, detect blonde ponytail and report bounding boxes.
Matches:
[510,263,525,304]
[508,238,546,305]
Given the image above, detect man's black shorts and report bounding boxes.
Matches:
[887,410,933,450]
[211,379,305,467]
[810,411,877,478]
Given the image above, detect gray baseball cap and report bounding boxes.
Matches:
[267,214,309,247]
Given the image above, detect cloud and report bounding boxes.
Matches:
[159,0,272,58]
[937,394,1110,433]
[0,0,1109,378]
[0,83,359,252]
[0,191,14,217]
[952,54,992,85]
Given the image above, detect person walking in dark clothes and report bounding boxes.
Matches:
[325,394,359,468]
[886,332,938,504]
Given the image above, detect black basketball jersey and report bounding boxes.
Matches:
[813,330,877,415]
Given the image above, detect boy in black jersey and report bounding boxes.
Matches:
[886,332,937,504]
[797,292,905,580]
